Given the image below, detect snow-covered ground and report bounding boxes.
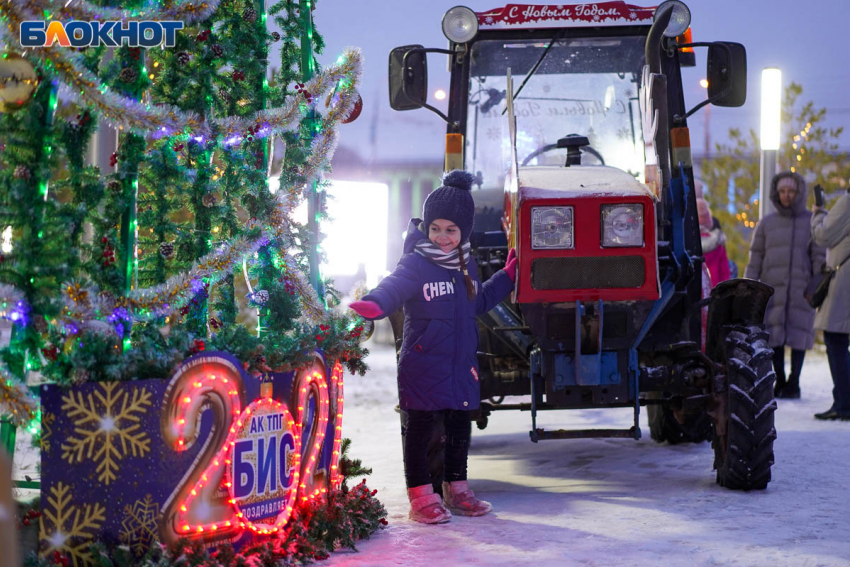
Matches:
[328,343,850,567]
[8,341,848,566]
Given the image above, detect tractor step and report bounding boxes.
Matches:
[530,426,641,442]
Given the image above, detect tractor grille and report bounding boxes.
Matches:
[531,256,645,290]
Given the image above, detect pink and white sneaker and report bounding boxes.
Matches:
[408,484,452,524]
[441,480,492,516]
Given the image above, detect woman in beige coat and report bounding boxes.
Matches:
[745,173,825,398]
[811,189,850,420]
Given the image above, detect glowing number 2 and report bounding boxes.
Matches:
[292,356,331,502]
[159,357,245,544]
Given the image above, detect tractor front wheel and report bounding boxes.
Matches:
[711,324,777,490]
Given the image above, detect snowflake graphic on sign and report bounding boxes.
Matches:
[39,482,106,567]
[120,494,160,557]
[60,382,152,484]
[40,411,55,452]
[485,16,493,23]
[630,11,638,19]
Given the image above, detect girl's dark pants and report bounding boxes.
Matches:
[401,409,471,489]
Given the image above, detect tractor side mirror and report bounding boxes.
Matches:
[388,45,428,111]
[707,41,747,107]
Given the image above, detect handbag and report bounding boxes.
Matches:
[806,248,850,309]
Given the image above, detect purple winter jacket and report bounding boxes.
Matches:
[363,219,513,411]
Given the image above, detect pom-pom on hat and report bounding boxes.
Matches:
[423,170,476,243]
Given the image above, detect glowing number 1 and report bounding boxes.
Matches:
[328,361,345,489]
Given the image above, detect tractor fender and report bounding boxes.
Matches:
[704,278,774,362]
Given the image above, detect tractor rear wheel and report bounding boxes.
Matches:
[647,401,713,444]
[712,324,777,490]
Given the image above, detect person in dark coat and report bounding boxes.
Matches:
[812,189,850,420]
[745,172,826,399]
[349,170,517,524]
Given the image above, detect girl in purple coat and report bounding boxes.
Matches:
[350,171,517,524]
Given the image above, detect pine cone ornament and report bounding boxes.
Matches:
[107,180,121,192]
[119,67,138,83]
[218,87,232,103]
[211,44,224,57]
[252,289,270,306]
[202,193,217,207]
[72,368,90,385]
[243,7,257,22]
[177,51,191,65]
[13,165,31,180]
[271,31,281,41]
[159,241,174,259]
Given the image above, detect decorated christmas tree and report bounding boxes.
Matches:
[0,0,383,562]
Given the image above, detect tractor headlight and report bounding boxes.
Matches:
[531,206,574,249]
[654,1,691,38]
[601,204,644,247]
[442,6,479,44]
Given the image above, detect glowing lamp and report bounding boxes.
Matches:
[442,6,478,43]
[760,68,782,151]
[655,1,691,38]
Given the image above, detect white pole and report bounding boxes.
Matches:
[759,68,782,220]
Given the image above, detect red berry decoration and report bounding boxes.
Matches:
[41,345,59,360]
[109,152,118,167]
[128,47,141,60]
[379,518,389,525]
[233,70,245,82]
[343,91,364,124]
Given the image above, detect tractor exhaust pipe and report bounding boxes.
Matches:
[645,5,674,75]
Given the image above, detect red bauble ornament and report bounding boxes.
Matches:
[343,91,363,124]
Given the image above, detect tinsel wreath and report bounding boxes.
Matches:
[20,440,386,567]
[0,0,363,145]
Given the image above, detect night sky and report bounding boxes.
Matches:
[291,0,850,163]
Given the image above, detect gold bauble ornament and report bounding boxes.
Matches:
[0,53,39,113]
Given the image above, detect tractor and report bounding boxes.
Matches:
[387,1,776,490]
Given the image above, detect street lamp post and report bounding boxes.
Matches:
[759,68,782,220]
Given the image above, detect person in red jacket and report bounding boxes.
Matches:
[697,198,731,287]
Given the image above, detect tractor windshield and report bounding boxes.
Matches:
[466,35,646,191]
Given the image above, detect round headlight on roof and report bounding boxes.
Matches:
[442,6,479,44]
[655,1,691,38]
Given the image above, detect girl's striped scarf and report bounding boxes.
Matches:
[414,240,472,271]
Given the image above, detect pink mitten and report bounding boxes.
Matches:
[349,300,383,319]
[503,248,518,282]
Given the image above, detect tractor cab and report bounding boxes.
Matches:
[388,2,777,491]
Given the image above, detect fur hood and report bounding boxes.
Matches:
[701,226,725,253]
[770,171,808,217]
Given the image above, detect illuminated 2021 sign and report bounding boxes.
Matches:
[39,351,344,564]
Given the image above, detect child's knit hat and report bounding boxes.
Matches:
[423,170,476,243]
